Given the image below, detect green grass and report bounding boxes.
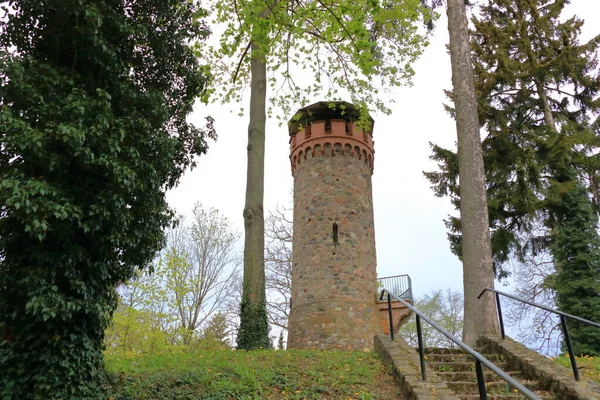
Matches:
[554,355,600,383]
[104,349,402,400]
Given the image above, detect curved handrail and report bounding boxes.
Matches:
[478,287,600,381]
[381,288,541,400]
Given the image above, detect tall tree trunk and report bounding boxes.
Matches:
[534,79,557,131]
[237,40,271,349]
[446,0,499,345]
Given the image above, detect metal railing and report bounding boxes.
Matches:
[377,274,412,302]
[380,288,541,400]
[478,287,600,381]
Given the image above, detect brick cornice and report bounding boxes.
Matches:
[289,119,375,176]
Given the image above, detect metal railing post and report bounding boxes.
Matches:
[475,359,487,400]
[495,292,506,339]
[416,314,427,381]
[560,315,580,381]
[387,293,394,341]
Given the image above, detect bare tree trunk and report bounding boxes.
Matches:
[237,40,270,349]
[446,0,498,345]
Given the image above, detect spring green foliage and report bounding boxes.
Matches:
[400,288,463,348]
[0,1,213,398]
[104,348,401,399]
[210,0,434,122]
[424,0,600,354]
[105,307,232,354]
[200,312,231,349]
[105,206,239,353]
[105,303,174,355]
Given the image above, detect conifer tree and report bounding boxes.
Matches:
[551,185,600,355]
[425,0,600,354]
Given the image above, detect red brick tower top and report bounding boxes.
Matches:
[288,101,375,176]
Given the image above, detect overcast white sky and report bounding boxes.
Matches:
[167,2,600,299]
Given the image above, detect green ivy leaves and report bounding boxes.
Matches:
[0,1,214,398]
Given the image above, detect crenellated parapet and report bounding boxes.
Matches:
[288,102,375,176]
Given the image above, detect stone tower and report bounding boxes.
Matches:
[287,101,379,351]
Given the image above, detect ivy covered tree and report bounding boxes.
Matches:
[425,0,600,354]
[211,0,434,349]
[0,1,214,398]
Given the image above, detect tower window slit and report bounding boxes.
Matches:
[332,222,339,246]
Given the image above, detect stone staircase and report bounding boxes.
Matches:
[375,334,600,400]
[424,347,555,399]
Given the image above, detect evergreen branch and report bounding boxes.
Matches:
[543,85,576,98]
[486,88,521,99]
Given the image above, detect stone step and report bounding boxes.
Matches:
[435,371,524,382]
[446,380,545,395]
[423,347,466,355]
[428,361,510,372]
[404,343,560,400]
[425,352,503,363]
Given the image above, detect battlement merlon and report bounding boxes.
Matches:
[288,101,375,176]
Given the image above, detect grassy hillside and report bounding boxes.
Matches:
[104,349,402,399]
[555,355,600,383]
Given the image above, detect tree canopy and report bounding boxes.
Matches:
[0,0,214,397]
[106,206,239,353]
[400,288,463,348]
[210,0,435,121]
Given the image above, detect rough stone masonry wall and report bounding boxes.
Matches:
[287,132,379,351]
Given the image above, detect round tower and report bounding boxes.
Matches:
[287,101,379,351]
